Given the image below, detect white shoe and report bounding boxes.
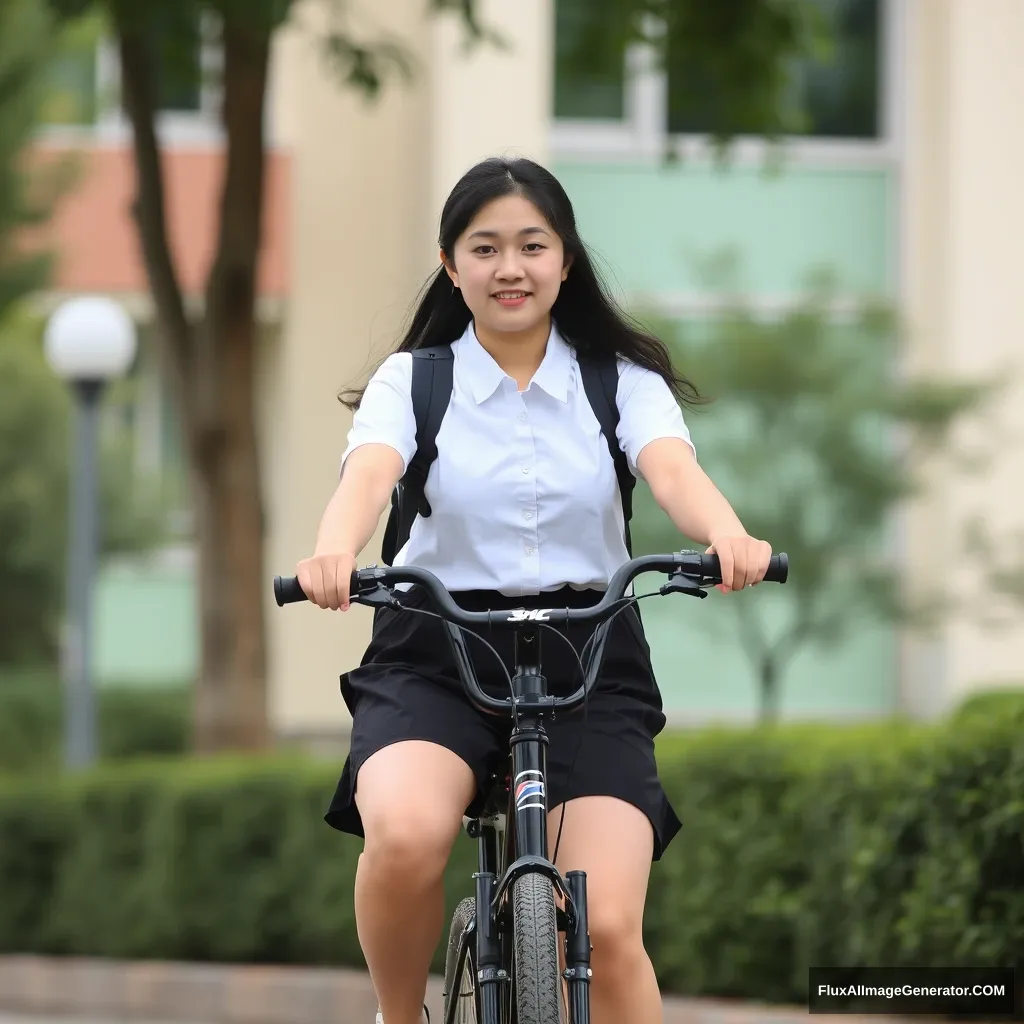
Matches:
[374,1007,429,1023]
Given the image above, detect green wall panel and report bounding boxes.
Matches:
[553,161,895,297]
[637,571,897,722]
[93,560,197,686]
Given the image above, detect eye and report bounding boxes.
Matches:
[473,245,496,255]
[523,243,546,253]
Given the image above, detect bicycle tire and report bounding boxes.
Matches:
[512,874,562,1024]
[444,897,479,1023]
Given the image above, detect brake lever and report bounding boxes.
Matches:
[352,580,402,609]
[660,570,710,599]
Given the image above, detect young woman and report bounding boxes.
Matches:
[296,157,773,1024]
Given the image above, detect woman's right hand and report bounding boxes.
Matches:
[295,551,358,611]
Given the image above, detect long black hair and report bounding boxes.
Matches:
[340,156,701,410]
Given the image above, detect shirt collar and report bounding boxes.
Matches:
[456,320,573,404]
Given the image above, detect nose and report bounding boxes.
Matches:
[495,249,525,282]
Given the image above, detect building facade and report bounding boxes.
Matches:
[33,0,1024,740]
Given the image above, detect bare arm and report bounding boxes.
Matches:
[637,437,771,591]
[637,438,745,545]
[297,444,404,609]
[315,444,404,557]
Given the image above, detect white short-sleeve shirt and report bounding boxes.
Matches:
[341,322,695,596]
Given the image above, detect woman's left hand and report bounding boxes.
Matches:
[705,533,773,593]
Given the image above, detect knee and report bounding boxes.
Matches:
[587,901,647,981]
[360,804,458,885]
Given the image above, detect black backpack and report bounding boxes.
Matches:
[380,342,636,565]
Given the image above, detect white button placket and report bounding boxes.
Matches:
[515,390,540,590]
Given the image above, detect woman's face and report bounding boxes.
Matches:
[444,194,570,339]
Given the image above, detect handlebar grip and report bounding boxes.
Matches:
[273,572,367,607]
[273,575,307,606]
[697,552,788,584]
[766,553,788,583]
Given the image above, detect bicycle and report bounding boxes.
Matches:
[274,548,789,1024]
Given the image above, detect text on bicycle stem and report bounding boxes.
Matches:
[506,608,554,622]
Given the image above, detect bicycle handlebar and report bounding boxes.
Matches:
[274,550,787,715]
[275,550,787,621]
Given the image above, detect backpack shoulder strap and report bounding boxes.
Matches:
[380,344,454,565]
[578,354,635,556]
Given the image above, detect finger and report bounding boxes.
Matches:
[336,559,351,611]
[732,544,749,590]
[296,563,313,601]
[322,559,340,610]
[309,561,328,609]
[753,541,772,585]
[716,544,735,593]
[740,543,760,589]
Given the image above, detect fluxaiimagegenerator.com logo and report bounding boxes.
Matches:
[808,967,1018,1016]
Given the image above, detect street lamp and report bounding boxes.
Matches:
[44,296,137,769]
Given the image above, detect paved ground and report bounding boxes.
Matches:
[0,1018,193,1024]
[0,957,919,1024]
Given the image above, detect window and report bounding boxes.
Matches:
[795,0,881,138]
[553,0,627,120]
[39,14,103,127]
[552,0,885,145]
[38,11,217,136]
[148,9,204,114]
[667,0,881,139]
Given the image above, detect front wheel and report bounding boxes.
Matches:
[444,897,479,1023]
[511,874,563,1024]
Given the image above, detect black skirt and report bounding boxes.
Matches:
[325,585,682,860]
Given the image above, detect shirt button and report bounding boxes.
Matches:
[525,546,535,555]
[518,412,527,422]
[522,466,531,474]
[523,511,533,520]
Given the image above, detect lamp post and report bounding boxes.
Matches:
[44,296,137,770]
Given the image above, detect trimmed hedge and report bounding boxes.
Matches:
[0,669,189,772]
[1,700,1023,1004]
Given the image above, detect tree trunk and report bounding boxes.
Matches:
[118,14,272,751]
[758,655,779,723]
[188,336,268,751]
[189,15,271,752]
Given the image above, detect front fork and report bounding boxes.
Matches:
[475,867,593,1024]
[562,869,592,1022]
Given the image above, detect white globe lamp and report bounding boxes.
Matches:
[44,295,137,386]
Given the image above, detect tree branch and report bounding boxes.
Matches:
[733,600,769,667]
[769,593,819,672]
[116,23,193,388]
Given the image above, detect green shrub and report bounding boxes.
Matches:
[0,756,477,973]
[951,685,1024,725]
[0,670,190,772]
[1,704,1022,1004]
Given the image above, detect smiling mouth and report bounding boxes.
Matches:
[493,291,531,305]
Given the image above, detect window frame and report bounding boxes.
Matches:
[35,12,224,147]
[550,0,906,168]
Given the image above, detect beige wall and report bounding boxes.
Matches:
[900,0,1024,715]
[265,0,554,741]
[264,0,433,742]
[427,0,554,253]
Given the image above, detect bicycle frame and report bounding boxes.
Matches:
[446,623,592,1024]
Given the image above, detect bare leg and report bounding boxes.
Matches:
[355,740,476,1024]
[549,796,662,1024]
